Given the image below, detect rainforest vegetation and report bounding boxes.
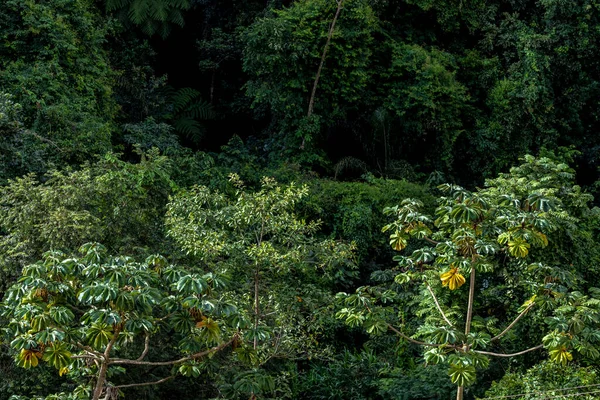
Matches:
[1,0,600,399]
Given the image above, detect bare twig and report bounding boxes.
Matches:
[423,236,440,245]
[473,344,543,358]
[491,302,535,342]
[137,334,150,361]
[72,354,101,360]
[109,336,237,366]
[426,284,453,327]
[114,375,175,389]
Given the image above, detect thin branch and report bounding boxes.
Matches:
[109,335,236,366]
[24,129,63,151]
[137,334,150,361]
[114,375,175,389]
[473,344,543,358]
[426,284,453,327]
[464,263,476,338]
[387,324,451,348]
[72,354,101,360]
[302,0,345,149]
[423,236,440,245]
[491,302,535,342]
[72,341,103,357]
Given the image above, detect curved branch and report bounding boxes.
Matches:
[71,341,103,357]
[136,334,150,361]
[306,0,344,119]
[426,284,453,327]
[114,375,175,389]
[473,344,543,358]
[491,302,535,342]
[423,236,440,245]
[109,335,236,366]
[71,354,101,361]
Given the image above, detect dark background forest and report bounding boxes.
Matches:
[1,0,600,399]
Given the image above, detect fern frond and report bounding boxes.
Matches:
[168,9,185,27]
[141,19,157,36]
[169,0,190,9]
[174,117,205,142]
[106,0,129,12]
[128,0,150,25]
[158,22,171,38]
[183,100,213,120]
[150,0,169,22]
[172,88,202,114]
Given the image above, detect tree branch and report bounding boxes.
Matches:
[137,334,150,361]
[71,341,103,357]
[423,236,440,245]
[109,335,237,366]
[464,264,476,338]
[93,324,121,400]
[426,284,453,327]
[72,354,101,360]
[473,344,543,358]
[114,375,175,389]
[491,302,535,342]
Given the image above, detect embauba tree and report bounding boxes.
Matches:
[337,156,600,399]
[1,243,240,400]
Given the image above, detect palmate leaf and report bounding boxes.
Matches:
[17,349,42,369]
[412,248,435,263]
[423,347,446,365]
[35,328,65,345]
[86,323,113,349]
[389,231,408,251]
[171,311,195,333]
[176,274,208,295]
[440,268,466,290]
[42,342,71,370]
[507,237,530,258]
[448,363,476,386]
[549,347,573,366]
[449,204,481,223]
[527,192,553,212]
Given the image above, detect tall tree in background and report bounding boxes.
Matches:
[337,156,600,399]
[166,175,357,397]
[0,0,116,179]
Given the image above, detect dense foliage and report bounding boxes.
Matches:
[2,0,600,399]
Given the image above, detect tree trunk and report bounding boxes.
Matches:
[254,265,259,351]
[457,263,477,400]
[92,325,121,400]
[92,360,109,400]
[456,386,464,400]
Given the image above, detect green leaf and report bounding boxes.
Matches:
[448,363,476,386]
[42,343,71,370]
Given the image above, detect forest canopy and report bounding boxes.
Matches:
[1,0,600,399]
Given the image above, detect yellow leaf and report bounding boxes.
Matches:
[440,268,466,290]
